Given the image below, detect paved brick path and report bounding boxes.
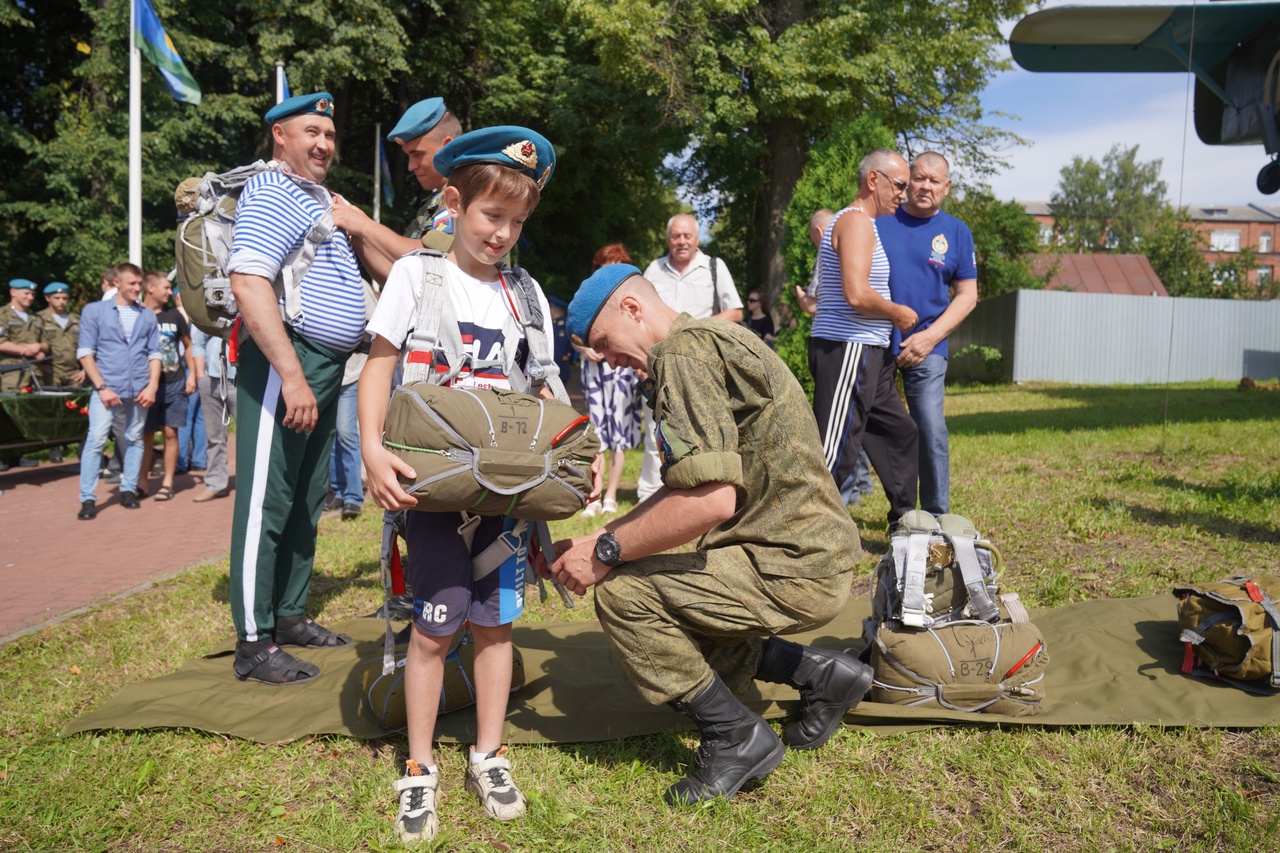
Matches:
[0,439,238,644]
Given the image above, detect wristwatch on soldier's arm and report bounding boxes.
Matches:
[594,531,625,568]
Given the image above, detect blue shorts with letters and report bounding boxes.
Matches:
[403,510,528,637]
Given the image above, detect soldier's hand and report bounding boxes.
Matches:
[331,195,373,239]
[72,370,86,386]
[551,540,610,595]
[588,454,604,503]
[280,375,319,433]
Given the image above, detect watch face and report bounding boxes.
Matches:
[595,532,622,566]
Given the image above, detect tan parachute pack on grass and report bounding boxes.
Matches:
[1175,575,1280,694]
[863,511,1049,716]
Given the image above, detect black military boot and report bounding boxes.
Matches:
[755,637,874,750]
[665,674,786,806]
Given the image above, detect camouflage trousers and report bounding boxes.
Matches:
[594,546,853,705]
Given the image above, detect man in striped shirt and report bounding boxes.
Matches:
[225,92,368,685]
[809,149,920,527]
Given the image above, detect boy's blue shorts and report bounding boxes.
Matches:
[403,510,528,636]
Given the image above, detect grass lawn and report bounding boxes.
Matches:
[2,382,1278,851]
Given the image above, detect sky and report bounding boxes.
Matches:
[969,1,1277,210]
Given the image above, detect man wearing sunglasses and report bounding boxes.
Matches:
[808,149,920,528]
[877,151,978,516]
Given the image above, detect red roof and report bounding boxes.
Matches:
[1030,254,1169,297]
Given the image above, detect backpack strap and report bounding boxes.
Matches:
[893,511,938,628]
[499,265,569,404]
[896,531,933,628]
[951,533,1001,623]
[404,251,469,386]
[1244,580,1280,688]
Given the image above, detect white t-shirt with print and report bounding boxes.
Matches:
[367,255,556,391]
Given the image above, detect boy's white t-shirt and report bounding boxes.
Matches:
[367,255,556,391]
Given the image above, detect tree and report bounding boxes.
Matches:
[946,185,1050,299]
[1050,144,1166,253]
[1138,208,1271,299]
[772,116,896,399]
[571,0,1033,309]
[0,0,679,304]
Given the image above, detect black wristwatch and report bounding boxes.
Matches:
[594,531,625,567]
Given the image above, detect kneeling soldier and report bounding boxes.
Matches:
[546,265,874,805]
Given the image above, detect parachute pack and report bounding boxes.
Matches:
[863,512,1048,716]
[173,161,334,338]
[1175,575,1280,694]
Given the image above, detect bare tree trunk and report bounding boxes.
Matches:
[759,116,805,309]
[758,0,808,310]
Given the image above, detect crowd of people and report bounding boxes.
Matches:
[1,88,980,842]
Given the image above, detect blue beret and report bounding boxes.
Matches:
[387,98,447,145]
[8,278,36,291]
[433,126,555,188]
[43,282,69,295]
[567,264,642,345]
[263,92,335,125]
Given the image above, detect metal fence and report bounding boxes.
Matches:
[948,290,1280,384]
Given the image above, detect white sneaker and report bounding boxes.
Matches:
[393,760,439,842]
[602,498,618,514]
[580,500,602,518]
[465,746,525,821]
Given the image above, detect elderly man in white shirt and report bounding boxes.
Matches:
[636,213,743,501]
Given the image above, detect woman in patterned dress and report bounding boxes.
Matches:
[576,244,644,516]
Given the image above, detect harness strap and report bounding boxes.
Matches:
[1247,582,1280,688]
[952,534,1000,622]
[898,532,932,628]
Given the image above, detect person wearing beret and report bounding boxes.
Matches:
[0,278,50,394]
[331,96,463,284]
[224,92,367,685]
[544,264,873,807]
[37,282,85,389]
[358,125,565,842]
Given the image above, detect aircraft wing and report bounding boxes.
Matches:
[1011,3,1280,148]
[1010,3,1280,76]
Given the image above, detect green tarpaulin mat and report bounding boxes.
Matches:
[65,594,1280,745]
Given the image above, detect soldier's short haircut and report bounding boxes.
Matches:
[116,262,143,279]
[450,162,541,213]
[433,110,463,140]
[857,148,903,187]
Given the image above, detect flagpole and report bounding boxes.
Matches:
[373,122,382,224]
[275,61,285,104]
[129,0,143,265]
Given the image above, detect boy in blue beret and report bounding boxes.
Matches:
[357,125,581,843]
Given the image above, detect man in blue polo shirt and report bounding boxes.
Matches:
[226,92,367,685]
[877,151,978,515]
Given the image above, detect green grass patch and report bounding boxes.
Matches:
[2,382,1278,850]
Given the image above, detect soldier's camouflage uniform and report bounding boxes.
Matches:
[594,314,861,705]
[36,307,81,387]
[0,302,45,392]
[404,186,454,253]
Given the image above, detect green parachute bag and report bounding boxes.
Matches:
[382,382,600,520]
[1175,575,1280,694]
[870,608,1048,717]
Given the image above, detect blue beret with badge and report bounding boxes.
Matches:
[387,97,447,145]
[566,264,642,346]
[43,282,69,295]
[433,125,556,189]
[8,278,36,291]
[263,91,335,125]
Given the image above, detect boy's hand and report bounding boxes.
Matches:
[364,444,419,510]
[588,454,603,503]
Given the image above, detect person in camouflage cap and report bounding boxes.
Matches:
[547,264,874,807]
